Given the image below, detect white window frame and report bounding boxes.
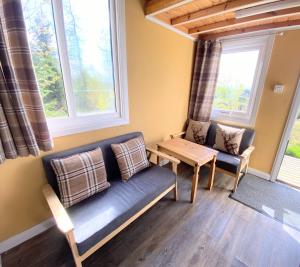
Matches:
[46,0,129,137]
[211,35,274,126]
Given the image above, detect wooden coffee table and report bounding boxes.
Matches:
[157,138,218,203]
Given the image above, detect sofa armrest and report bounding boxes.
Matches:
[240,146,255,160]
[146,147,180,165]
[43,184,73,233]
[170,131,186,139]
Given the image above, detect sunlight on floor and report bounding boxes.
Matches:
[283,209,300,226]
[283,224,300,244]
[262,205,275,217]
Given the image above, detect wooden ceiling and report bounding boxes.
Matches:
[144,0,300,40]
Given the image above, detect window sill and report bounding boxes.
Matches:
[47,113,129,138]
[211,112,254,127]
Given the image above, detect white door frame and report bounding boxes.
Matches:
[271,77,300,181]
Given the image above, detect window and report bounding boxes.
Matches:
[212,36,274,126]
[22,0,128,136]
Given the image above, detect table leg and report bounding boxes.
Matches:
[191,164,200,203]
[172,163,178,201]
[157,156,161,166]
[157,145,161,165]
[173,182,178,201]
[208,156,216,191]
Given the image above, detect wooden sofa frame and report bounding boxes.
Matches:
[170,131,255,192]
[43,148,180,267]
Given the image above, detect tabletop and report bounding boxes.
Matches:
[157,138,218,165]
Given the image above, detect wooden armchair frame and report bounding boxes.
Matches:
[43,148,180,267]
[170,131,255,192]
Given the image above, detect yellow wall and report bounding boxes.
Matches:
[0,0,194,242]
[250,30,300,173]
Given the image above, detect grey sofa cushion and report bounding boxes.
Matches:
[42,132,142,197]
[216,152,241,174]
[205,122,255,154]
[68,165,176,255]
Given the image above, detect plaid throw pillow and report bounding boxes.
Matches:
[213,124,245,155]
[51,148,110,208]
[111,136,150,181]
[185,119,210,145]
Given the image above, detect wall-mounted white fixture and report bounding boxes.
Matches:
[235,0,300,19]
[274,84,285,94]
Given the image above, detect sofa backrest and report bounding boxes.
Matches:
[42,132,143,197]
[205,122,255,154]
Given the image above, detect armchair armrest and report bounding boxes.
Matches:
[43,184,73,233]
[146,147,180,165]
[240,146,255,159]
[170,131,186,139]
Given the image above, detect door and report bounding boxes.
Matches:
[277,108,300,188]
[272,78,300,187]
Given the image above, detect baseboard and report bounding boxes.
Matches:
[248,168,271,180]
[0,218,54,254]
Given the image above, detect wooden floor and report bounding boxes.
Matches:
[2,164,300,267]
[277,155,300,188]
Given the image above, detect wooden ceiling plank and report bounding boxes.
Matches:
[145,0,194,16]
[171,0,279,26]
[199,18,300,39]
[189,6,300,34]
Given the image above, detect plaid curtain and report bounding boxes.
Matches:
[0,0,53,163]
[188,40,222,122]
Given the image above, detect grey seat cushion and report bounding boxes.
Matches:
[216,152,241,174]
[68,165,176,255]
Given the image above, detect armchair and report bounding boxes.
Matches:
[170,121,255,192]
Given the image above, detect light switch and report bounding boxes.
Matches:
[274,84,284,94]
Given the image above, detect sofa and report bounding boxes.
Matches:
[171,121,255,192]
[42,132,180,267]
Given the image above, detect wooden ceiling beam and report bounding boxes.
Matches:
[145,0,193,16]
[199,18,300,39]
[171,0,279,26]
[189,6,300,35]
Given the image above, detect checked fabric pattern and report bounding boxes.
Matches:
[0,0,53,163]
[213,124,245,156]
[188,40,222,122]
[51,148,110,208]
[111,136,150,181]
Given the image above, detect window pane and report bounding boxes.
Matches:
[62,0,116,116]
[213,50,259,112]
[22,0,68,118]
